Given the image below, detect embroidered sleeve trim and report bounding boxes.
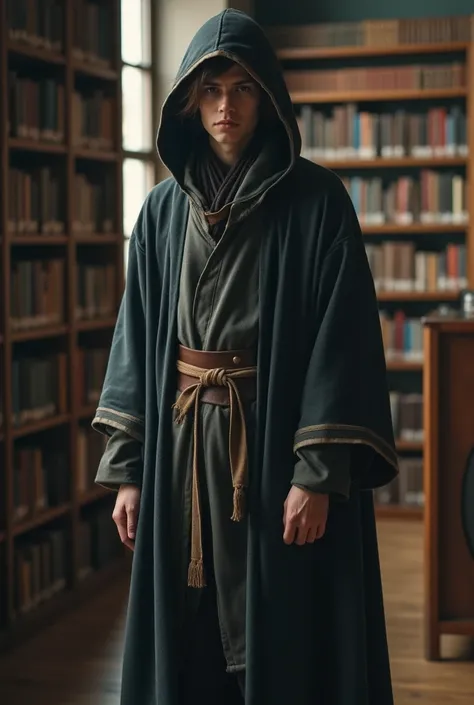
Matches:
[293,424,398,472]
[92,407,145,443]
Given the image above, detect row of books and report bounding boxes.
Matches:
[298,105,468,161]
[76,263,117,321]
[7,166,65,235]
[78,425,108,495]
[8,74,65,144]
[366,243,467,293]
[284,63,465,94]
[76,348,109,408]
[380,311,423,362]
[374,457,424,508]
[341,172,468,226]
[10,435,109,524]
[9,259,118,331]
[73,0,114,67]
[77,506,124,581]
[12,352,68,428]
[266,15,473,49]
[14,526,67,616]
[0,344,109,430]
[13,504,122,616]
[6,167,116,236]
[12,446,69,524]
[7,0,64,53]
[10,259,65,331]
[72,172,116,234]
[0,347,108,428]
[6,77,117,150]
[72,91,115,151]
[390,392,423,442]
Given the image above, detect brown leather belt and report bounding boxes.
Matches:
[172,344,258,589]
[177,345,257,406]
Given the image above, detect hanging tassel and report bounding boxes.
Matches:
[172,401,187,425]
[231,485,246,522]
[172,395,194,424]
[172,386,199,425]
[187,558,206,588]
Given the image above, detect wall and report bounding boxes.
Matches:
[156,0,225,96]
[254,0,474,26]
[228,0,254,15]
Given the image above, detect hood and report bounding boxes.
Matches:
[156,9,301,189]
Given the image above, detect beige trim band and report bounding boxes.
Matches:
[294,423,399,472]
[95,406,144,425]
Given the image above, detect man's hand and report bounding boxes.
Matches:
[283,486,329,545]
[112,484,141,551]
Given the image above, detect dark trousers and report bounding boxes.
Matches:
[179,580,245,705]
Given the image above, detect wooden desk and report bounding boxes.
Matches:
[423,317,474,660]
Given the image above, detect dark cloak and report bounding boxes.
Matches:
[92,9,399,705]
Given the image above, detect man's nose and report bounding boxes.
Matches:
[218,91,235,112]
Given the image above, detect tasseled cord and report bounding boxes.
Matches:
[188,558,206,589]
[172,360,255,589]
[231,485,246,522]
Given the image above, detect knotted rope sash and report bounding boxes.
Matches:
[172,349,257,588]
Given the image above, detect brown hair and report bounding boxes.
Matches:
[177,55,276,124]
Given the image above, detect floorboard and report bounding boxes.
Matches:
[0,518,473,703]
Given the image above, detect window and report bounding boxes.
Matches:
[122,66,153,152]
[123,158,155,237]
[121,0,156,270]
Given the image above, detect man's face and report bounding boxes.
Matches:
[198,63,261,149]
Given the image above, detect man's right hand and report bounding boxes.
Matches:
[112,484,141,551]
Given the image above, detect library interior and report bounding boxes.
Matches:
[1,1,474,704]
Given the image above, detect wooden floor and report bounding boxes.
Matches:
[1,519,474,704]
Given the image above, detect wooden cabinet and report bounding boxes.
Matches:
[423,317,474,660]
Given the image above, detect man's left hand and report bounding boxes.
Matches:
[283,486,329,545]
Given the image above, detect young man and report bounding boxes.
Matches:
[92,9,398,705]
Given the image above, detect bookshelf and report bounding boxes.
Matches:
[0,0,128,649]
[266,14,474,520]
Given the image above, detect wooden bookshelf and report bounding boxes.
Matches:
[387,360,422,372]
[0,0,128,650]
[270,18,474,520]
[276,41,470,61]
[396,440,424,452]
[376,291,462,302]
[7,39,66,65]
[422,318,474,659]
[322,156,467,170]
[290,87,468,105]
[362,224,468,236]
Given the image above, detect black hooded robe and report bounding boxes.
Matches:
[92,9,398,705]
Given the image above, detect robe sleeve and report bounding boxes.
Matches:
[294,197,398,492]
[95,429,143,490]
[91,226,147,449]
[291,445,352,501]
